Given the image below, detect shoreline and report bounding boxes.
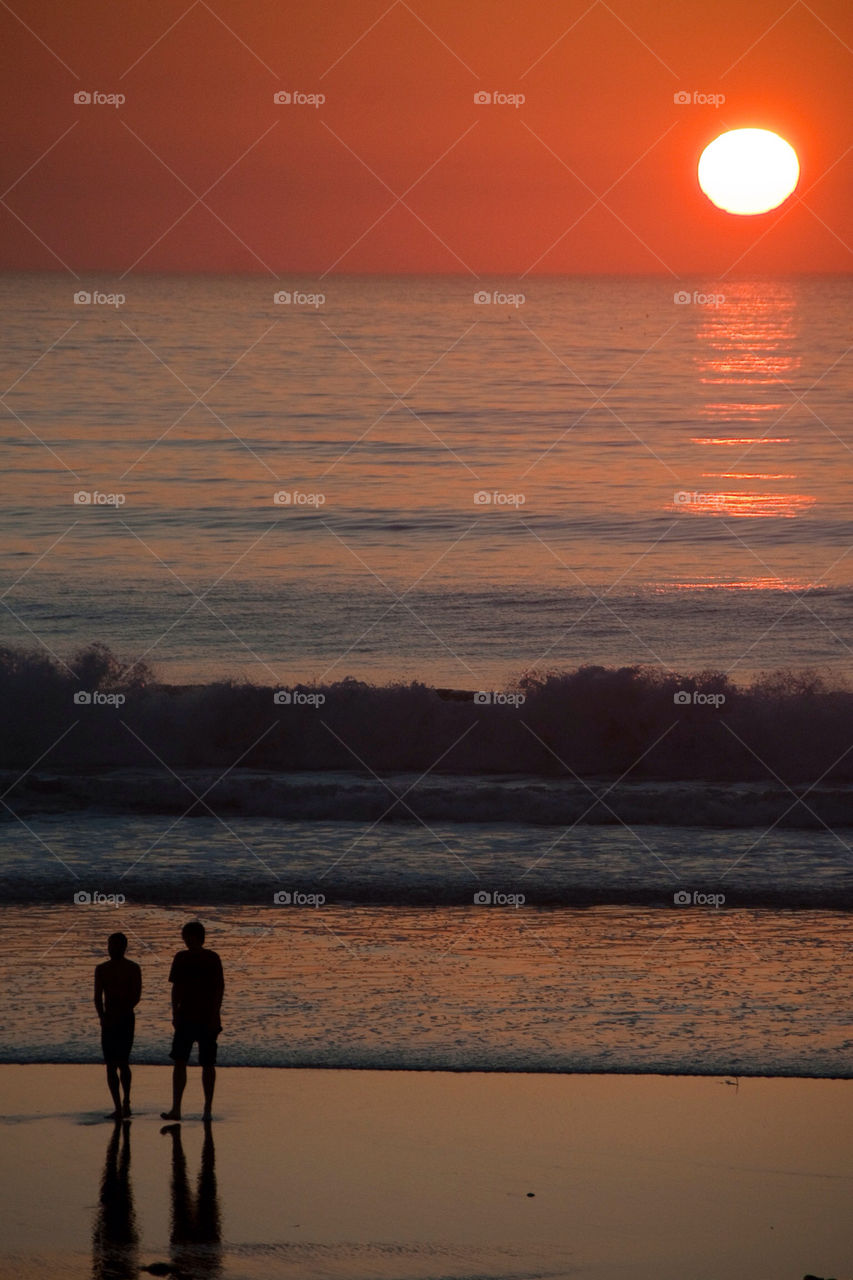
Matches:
[2,1059,852,1079]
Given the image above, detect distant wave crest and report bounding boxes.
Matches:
[2,643,852,790]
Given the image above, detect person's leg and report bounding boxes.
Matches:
[119,1063,132,1115]
[199,1033,218,1119]
[201,1064,215,1118]
[105,1061,122,1118]
[162,1024,191,1120]
[161,1061,187,1120]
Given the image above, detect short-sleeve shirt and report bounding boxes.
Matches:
[168,948,224,1026]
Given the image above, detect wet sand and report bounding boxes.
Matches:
[1,1066,851,1279]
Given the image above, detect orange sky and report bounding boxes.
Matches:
[0,0,850,275]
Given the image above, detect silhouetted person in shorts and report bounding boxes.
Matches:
[94,932,141,1120]
[161,920,224,1122]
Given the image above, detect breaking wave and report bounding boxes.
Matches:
[1,644,851,792]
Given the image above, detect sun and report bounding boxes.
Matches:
[698,129,800,215]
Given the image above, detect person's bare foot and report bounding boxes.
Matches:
[106,1110,122,1121]
[122,1100,132,1117]
[160,1110,181,1121]
[202,1110,213,1123]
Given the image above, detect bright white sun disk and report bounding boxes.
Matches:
[698,129,799,215]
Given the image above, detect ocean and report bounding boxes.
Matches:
[0,272,850,1075]
[1,272,850,685]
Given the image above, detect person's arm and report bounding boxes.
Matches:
[131,963,142,1010]
[168,955,181,1025]
[215,956,224,1014]
[94,967,104,1019]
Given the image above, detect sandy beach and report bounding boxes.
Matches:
[1,1066,851,1280]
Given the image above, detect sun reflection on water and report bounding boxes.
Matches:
[681,283,811,522]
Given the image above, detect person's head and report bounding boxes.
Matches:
[107,932,128,960]
[181,920,206,950]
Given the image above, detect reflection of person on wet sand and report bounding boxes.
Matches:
[159,1121,223,1279]
[94,932,142,1120]
[92,1119,138,1280]
[161,920,224,1122]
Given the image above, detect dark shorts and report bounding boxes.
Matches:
[101,1013,135,1064]
[170,1021,220,1066]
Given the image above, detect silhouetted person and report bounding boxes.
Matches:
[161,920,224,1121]
[91,1119,139,1280]
[159,1120,223,1278]
[95,932,142,1119]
